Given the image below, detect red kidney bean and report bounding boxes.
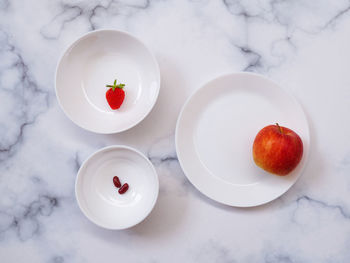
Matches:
[113,176,121,188]
[118,183,129,194]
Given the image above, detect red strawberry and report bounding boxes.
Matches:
[106,79,125,110]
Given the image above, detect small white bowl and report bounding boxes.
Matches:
[75,146,159,230]
[55,29,160,133]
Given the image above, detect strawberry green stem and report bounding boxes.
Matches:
[106,79,125,91]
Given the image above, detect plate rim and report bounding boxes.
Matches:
[175,72,310,207]
[55,29,161,134]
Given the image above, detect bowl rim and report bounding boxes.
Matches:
[75,145,159,230]
[55,29,161,134]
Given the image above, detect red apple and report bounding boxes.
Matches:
[252,123,303,176]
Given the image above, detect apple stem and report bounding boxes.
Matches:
[276,123,284,134]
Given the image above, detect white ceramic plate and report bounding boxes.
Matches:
[75,146,159,229]
[176,72,309,207]
[55,29,160,133]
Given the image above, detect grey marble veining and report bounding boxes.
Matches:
[1,0,350,262]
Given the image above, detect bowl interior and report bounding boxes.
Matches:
[76,146,159,229]
[56,30,160,133]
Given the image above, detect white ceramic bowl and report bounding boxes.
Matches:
[55,30,160,133]
[75,146,159,229]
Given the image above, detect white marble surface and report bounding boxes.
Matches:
[0,0,350,262]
